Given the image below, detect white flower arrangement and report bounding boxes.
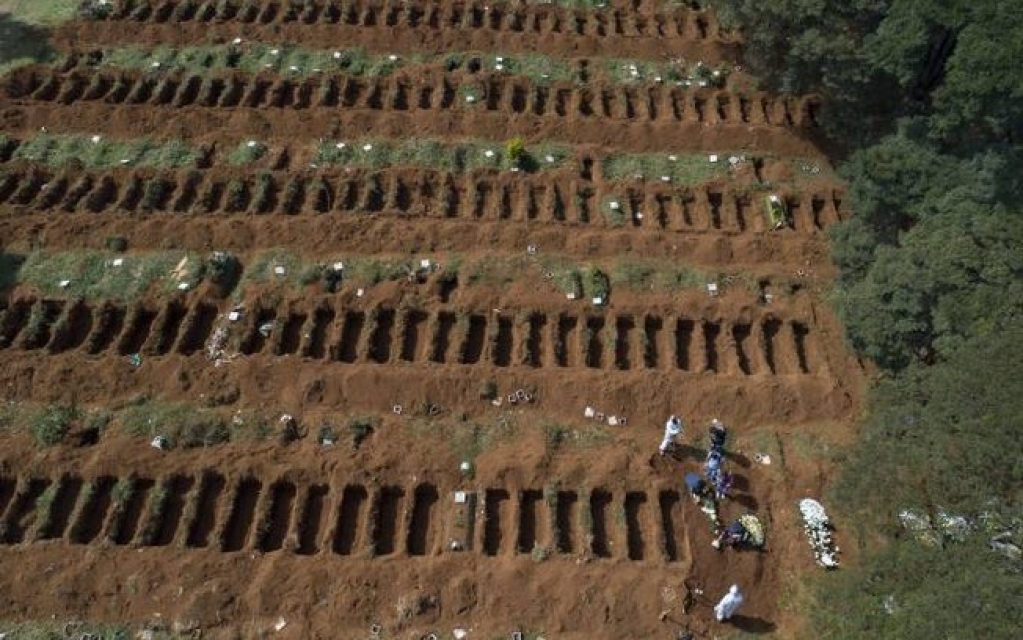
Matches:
[799,498,839,568]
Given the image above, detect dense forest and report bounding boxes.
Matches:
[714,0,1023,636]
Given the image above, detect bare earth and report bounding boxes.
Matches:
[0,2,863,638]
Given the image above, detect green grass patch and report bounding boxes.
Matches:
[313,137,572,173]
[17,250,205,301]
[237,251,412,295]
[611,259,715,293]
[29,404,77,447]
[120,400,229,448]
[96,44,406,77]
[5,0,83,24]
[226,140,268,166]
[603,59,731,87]
[91,45,582,85]
[584,266,611,303]
[601,197,627,227]
[237,250,307,290]
[462,254,532,287]
[535,256,584,299]
[487,53,574,84]
[340,256,414,287]
[12,134,196,169]
[603,58,678,84]
[603,152,731,184]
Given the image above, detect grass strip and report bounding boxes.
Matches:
[17,250,205,301]
[12,134,196,169]
[314,138,569,172]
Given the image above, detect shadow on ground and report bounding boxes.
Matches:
[728,614,777,633]
[0,251,26,297]
[0,12,57,73]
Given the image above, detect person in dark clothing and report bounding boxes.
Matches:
[708,418,727,450]
[704,449,722,484]
[712,520,748,549]
[714,470,733,500]
[684,471,708,504]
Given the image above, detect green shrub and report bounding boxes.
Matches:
[504,137,526,168]
[140,178,170,212]
[347,416,379,447]
[585,267,611,303]
[205,251,241,292]
[251,172,274,213]
[227,141,267,166]
[32,405,78,447]
[224,179,247,211]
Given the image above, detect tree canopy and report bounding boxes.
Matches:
[716,0,1023,636]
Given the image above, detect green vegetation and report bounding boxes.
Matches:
[121,400,229,448]
[96,44,405,77]
[0,1,80,75]
[30,404,77,447]
[237,250,412,295]
[5,0,83,24]
[603,59,730,88]
[16,250,205,301]
[226,140,268,166]
[603,152,733,184]
[600,197,627,227]
[612,260,715,293]
[12,134,196,169]
[4,247,751,306]
[717,1,1023,636]
[347,416,379,448]
[86,44,696,89]
[504,137,526,168]
[584,267,610,303]
[314,137,569,173]
[0,620,133,640]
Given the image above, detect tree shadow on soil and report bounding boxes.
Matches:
[727,614,777,634]
[0,13,57,72]
[0,252,26,297]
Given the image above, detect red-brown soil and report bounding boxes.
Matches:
[0,3,862,639]
[55,0,739,62]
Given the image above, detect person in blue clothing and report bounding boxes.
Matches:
[704,449,723,484]
[684,471,709,504]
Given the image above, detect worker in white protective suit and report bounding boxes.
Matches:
[659,415,684,456]
[714,584,744,622]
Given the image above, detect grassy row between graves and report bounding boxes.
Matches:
[1,247,792,304]
[78,44,731,88]
[2,133,791,185]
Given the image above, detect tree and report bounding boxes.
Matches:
[928,2,1023,146]
[833,203,1023,370]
